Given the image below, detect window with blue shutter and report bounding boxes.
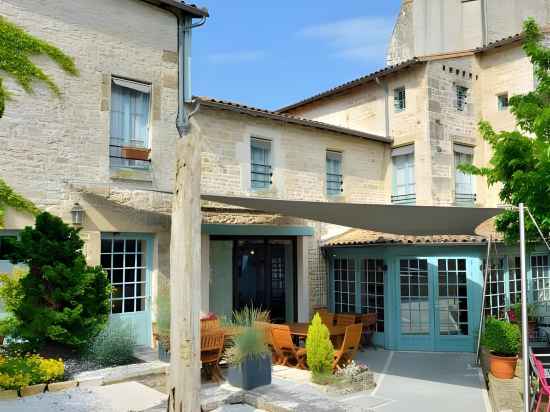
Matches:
[110,78,151,170]
[251,137,272,190]
[456,85,468,112]
[326,150,343,196]
[394,87,406,112]
[391,145,415,205]
[454,144,475,205]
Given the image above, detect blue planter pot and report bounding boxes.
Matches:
[158,342,170,362]
[227,354,272,390]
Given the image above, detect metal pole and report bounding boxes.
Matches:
[476,236,492,364]
[519,203,529,412]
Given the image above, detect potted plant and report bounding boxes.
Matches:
[155,278,170,362]
[482,317,521,379]
[510,302,538,337]
[224,307,271,390]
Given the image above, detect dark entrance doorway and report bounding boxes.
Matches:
[233,238,296,323]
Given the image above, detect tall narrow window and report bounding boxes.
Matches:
[391,145,415,205]
[394,87,406,112]
[456,85,468,111]
[438,258,469,335]
[497,93,509,111]
[326,150,343,196]
[532,255,550,303]
[454,144,475,206]
[334,258,356,313]
[508,257,522,305]
[361,259,385,332]
[250,138,272,190]
[110,78,151,170]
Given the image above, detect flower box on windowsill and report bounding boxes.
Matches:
[121,146,150,161]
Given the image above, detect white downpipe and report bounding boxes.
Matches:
[519,203,529,412]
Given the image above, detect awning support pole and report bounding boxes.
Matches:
[519,203,529,412]
[476,236,492,364]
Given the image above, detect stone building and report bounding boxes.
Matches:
[1,0,549,352]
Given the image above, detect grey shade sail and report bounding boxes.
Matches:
[201,194,503,236]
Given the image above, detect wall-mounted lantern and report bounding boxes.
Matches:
[70,203,85,226]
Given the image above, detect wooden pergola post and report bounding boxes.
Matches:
[169,118,202,412]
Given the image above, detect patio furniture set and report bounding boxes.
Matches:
[198,309,377,383]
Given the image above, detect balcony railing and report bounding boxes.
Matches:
[109,144,151,170]
[251,163,272,189]
[455,193,476,206]
[327,172,343,196]
[391,193,416,205]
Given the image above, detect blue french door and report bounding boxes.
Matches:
[397,257,474,352]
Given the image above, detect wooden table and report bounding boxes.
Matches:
[287,322,347,338]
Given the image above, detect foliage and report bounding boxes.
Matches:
[0,17,78,117]
[0,178,39,229]
[2,212,111,348]
[305,313,334,379]
[459,19,550,244]
[223,306,270,366]
[511,302,538,321]
[86,321,136,367]
[482,317,521,356]
[0,354,64,390]
[156,276,170,347]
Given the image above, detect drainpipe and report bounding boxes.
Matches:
[375,77,390,139]
[175,14,206,137]
[480,0,488,46]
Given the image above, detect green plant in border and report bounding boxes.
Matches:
[0,16,78,117]
[306,313,335,382]
[0,178,39,228]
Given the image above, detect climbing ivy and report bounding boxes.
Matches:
[0,17,78,117]
[0,178,39,228]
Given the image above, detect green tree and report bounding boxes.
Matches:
[460,19,550,244]
[3,212,110,348]
[0,17,78,117]
[305,313,334,379]
[0,178,39,229]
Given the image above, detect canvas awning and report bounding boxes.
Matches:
[201,194,503,236]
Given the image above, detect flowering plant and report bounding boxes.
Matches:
[0,354,64,390]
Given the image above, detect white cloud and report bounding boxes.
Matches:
[298,17,394,63]
[207,50,266,64]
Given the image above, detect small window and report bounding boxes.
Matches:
[394,87,406,113]
[391,145,415,205]
[454,144,475,206]
[326,150,343,196]
[251,138,272,190]
[497,93,509,111]
[110,78,152,170]
[456,85,468,111]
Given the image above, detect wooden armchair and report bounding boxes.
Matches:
[333,323,362,371]
[271,324,307,369]
[201,331,225,383]
[201,318,220,332]
[335,313,358,327]
[318,312,335,327]
[254,321,278,363]
[360,313,377,350]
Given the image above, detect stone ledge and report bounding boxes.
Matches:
[74,361,169,385]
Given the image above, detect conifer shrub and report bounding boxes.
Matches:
[306,313,335,383]
[1,212,111,349]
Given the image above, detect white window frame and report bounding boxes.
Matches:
[391,145,415,205]
[497,93,510,111]
[394,86,406,113]
[326,150,343,196]
[250,137,272,191]
[454,144,475,205]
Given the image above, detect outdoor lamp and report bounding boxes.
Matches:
[70,203,85,226]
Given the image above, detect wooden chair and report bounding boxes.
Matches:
[335,313,358,327]
[201,331,225,383]
[319,312,335,327]
[270,324,307,369]
[201,318,220,332]
[254,321,278,364]
[333,323,362,371]
[360,313,377,350]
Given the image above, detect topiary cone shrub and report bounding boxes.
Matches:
[306,313,335,384]
[2,212,111,349]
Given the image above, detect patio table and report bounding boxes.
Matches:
[287,322,347,339]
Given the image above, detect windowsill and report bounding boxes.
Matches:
[250,187,275,196]
[110,167,153,183]
[326,194,345,202]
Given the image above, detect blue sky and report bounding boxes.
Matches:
[193,1,401,111]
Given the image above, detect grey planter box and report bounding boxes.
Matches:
[158,343,170,362]
[227,355,272,390]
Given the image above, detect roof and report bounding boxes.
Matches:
[141,0,209,18]
[277,31,532,114]
[323,218,502,247]
[197,97,392,143]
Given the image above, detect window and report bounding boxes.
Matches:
[532,255,550,303]
[391,145,415,205]
[456,85,468,111]
[454,144,475,205]
[333,258,356,313]
[326,150,343,196]
[508,257,522,305]
[394,87,406,112]
[361,259,385,332]
[110,78,151,170]
[100,237,147,314]
[438,258,469,335]
[483,258,506,319]
[250,138,272,190]
[399,259,429,335]
[497,93,509,111]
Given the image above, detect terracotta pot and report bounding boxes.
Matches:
[489,353,518,379]
[121,146,150,161]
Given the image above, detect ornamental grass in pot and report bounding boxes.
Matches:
[223,307,271,390]
[482,317,521,379]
